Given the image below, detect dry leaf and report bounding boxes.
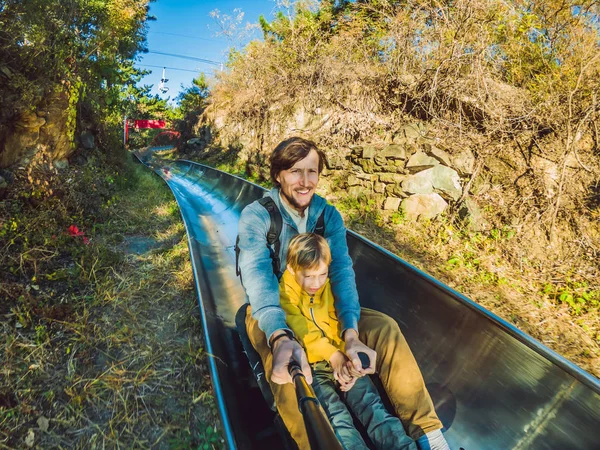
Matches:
[25,429,35,448]
[37,416,50,432]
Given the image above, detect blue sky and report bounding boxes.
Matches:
[136,0,279,102]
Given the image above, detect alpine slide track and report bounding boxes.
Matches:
[134,147,600,450]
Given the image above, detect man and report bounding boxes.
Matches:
[237,137,450,450]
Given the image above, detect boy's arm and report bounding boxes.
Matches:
[280,295,339,363]
[324,206,360,334]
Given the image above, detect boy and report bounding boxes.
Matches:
[280,233,417,450]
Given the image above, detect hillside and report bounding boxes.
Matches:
[179,0,600,376]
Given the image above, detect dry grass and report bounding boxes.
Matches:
[0,151,223,449]
[330,190,600,378]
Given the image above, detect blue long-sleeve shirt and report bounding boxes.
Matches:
[237,188,360,341]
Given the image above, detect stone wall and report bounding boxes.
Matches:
[327,123,475,221]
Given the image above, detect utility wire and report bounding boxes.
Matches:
[149,31,227,43]
[138,64,211,74]
[147,50,222,67]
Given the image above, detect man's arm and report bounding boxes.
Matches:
[324,206,361,333]
[238,202,312,383]
[238,203,288,341]
[324,205,376,374]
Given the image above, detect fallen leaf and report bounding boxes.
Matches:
[37,416,50,432]
[25,429,35,448]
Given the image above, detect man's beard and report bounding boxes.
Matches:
[282,189,311,213]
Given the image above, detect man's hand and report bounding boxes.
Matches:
[344,329,377,375]
[270,331,312,385]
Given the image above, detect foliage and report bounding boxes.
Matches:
[0,0,154,161]
[177,74,210,117]
[174,74,210,141]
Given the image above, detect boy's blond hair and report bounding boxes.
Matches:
[286,233,331,271]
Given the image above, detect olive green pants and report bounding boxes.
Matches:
[246,307,442,450]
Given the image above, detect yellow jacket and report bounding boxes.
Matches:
[279,270,345,363]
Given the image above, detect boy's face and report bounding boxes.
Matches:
[289,260,329,296]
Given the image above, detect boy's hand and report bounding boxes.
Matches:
[338,375,357,392]
[343,329,377,375]
[329,350,354,389]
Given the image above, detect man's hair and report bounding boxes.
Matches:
[270,137,328,186]
[287,233,331,272]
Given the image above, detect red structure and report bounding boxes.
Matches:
[134,119,166,129]
[124,117,170,145]
[150,130,181,147]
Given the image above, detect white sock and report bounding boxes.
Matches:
[416,429,451,450]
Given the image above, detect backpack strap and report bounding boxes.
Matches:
[257,197,283,277]
[314,209,326,237]
[234,235,243,284]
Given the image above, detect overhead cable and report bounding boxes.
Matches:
[149,31,227,43]
[147,50,222,67]
[137,64,210,74]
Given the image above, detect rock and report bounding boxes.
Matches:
[69,153,88,166]
[1,129,40,167]
[402,171,434,195]
[401,193,448,221]
[80,130,95,149]
[374,182,386,193]
[187,137,202,146]
[379,173,406,184]
[19,111,46,129]
[402,165,462,201]
[453,149,475,175]
[392,134,407,145]
[383,197,402,211]
[356,173,375,182]
[385,183,407,198]
[347,175,361,186]
[379,144,407,160]
[458,197,489,231]
[428,146,452,166]
[401,123,423,141]
[361,146,377,159]
[430,165,463,201]
[406,151,440,173]
[54,159,69,170]
[374,155,387,166]
[0,175,7,199]
[360,159,375,174]
[326,154,347,170]
[348,186,364,197]
[0,169,13,183]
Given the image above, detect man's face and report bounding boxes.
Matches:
[289,260,329,296]
[276,149,320,213]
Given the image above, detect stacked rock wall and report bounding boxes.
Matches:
[330,122,475,221]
